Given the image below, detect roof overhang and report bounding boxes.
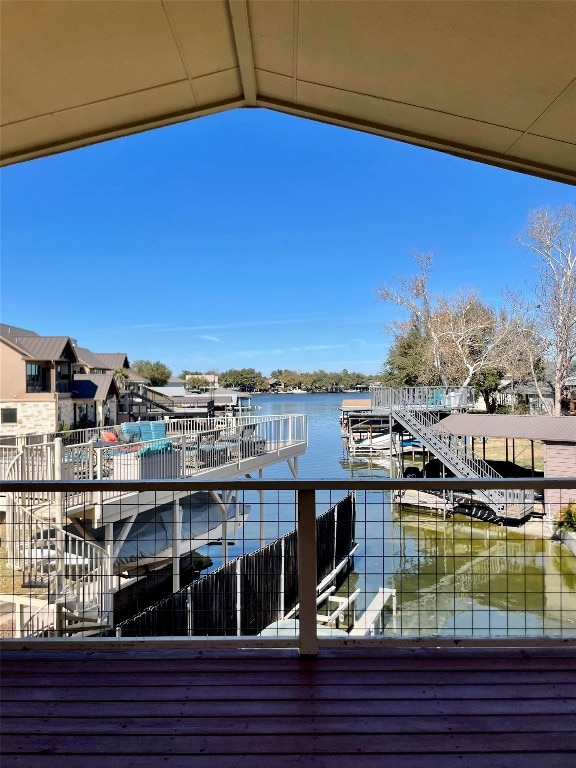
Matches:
[437,414,576,443]
[1,0,575,183]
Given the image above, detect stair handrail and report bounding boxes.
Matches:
[4,447,110,637]
[389,389,508,510]
[391,389,502,478]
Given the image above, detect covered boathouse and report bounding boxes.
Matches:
[437,413,576,515]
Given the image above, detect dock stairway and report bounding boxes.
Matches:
[135,387,177,413]
[390,390,510,514]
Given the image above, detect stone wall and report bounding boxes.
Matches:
[0,400,57,437]
[58,399,75,429]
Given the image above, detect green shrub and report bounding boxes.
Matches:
[556,501,576,532]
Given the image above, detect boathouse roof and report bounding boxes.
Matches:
[340,399,372,412]
[437,414,576,443]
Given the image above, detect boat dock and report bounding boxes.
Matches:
[341,386,544,525]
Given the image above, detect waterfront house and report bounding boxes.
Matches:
[0,323,79,436]
[0,324,130,436]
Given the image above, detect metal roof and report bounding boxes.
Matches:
[0,323,39,340]
[437,414,576,443]
[10,335,78,363]
[341,399,372,412]
[72,374,118,401]
[1,0,575,183]
[75,346,107,370]
[94,353,130,371]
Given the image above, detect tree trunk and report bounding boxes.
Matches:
[554,381,563,417]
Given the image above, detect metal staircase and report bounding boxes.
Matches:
[390,390,508,513]
[4,450,111,637]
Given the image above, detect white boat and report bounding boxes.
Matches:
[348,432,423,454]
[60,491,249,578]
[112,492,248,571]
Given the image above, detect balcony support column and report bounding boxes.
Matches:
[172,499,181,593]
[297,488,318,656]
[258,470,265,547]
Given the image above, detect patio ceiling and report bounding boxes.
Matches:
[1,0,575,183]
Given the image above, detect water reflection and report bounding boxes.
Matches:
[248,395,576,637]
[369,508,576,636]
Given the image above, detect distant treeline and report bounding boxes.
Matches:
[183,367,375,393]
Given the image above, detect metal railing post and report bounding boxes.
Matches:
[297,488,318,656]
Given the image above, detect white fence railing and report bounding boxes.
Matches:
[2,413,307,495]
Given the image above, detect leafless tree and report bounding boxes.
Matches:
[432,292,516,387]
[377,253,516,387]
[518,204,576,416]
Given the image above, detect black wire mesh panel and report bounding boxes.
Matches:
[114,494,356,637]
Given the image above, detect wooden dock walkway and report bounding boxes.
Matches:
[1,645,575,766]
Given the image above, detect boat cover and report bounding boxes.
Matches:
[109,492,248,565]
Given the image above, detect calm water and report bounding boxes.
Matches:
[213,393,576,637]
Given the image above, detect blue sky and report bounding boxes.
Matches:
[1,109,573,377]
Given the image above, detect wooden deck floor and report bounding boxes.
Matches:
[1,645,575,767]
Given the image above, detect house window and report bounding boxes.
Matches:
[26,363,51,393]
[1,408,17,424]
[56,362,71,393]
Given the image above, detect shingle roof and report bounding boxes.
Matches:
[72,374,118,401]
[436,414,576,443]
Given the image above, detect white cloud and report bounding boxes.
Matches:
[199,335,221,343]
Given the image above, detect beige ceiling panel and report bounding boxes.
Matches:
[297,1,576,129]
[296,82,522,155]
[509,134,576,177]
[248,0,295,76]
[0,82,206,162]
[1,0,187,124]
[192,68,243,106]
[164,0,238,78]
[527,82,576,144]
[256,70,294,104]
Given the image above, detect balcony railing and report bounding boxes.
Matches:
[1,477,575,651]
[370,385,476,410]
[0,414,308,487]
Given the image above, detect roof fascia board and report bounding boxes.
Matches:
[0,99,245,168]
[0,336,33,358]
[258,98,576,186]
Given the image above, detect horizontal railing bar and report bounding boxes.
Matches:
[2,478,576,492]
[2,635,575,650]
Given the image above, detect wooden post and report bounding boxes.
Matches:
[297,489,317,656]
[280,537,285,615]
[259,470,265,547]
[236,558,242,636]
[172,499,181,593]
[53,438,65,603]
